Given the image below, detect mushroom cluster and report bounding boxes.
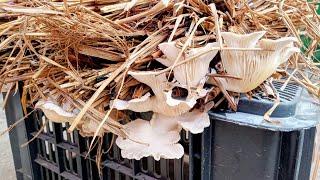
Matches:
[113,42,219,160]
[113,31,298,160]
[34,31,298,161]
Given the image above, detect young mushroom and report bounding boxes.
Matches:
[35,100,106,137]
[35,100,77,123]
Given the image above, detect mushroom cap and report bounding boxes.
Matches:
[177,104,212,134]
[113,94,194,116]
[35,100,76,123]
[113,71,196,116]
[157,42,219,87]
[217,32,299,93]
[164,90,198,107]
[128,71,167,95]
[221,31,266,48]
[116,119,184,160]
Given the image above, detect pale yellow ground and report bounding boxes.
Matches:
[0,95,16,180]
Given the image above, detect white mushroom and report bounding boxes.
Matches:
[156,42,219,107]
[116,115,183,161]
[213,31,299,93]
[113,71,195,116]
[113,69,214,160]
[36,99,105,137]
[157,42,219,88]
[259,37,301,64]
[176,102,214,134]
[220,31,266,48]
[35,100,77,123]
[115,107,211,160]
[113,41,220,160]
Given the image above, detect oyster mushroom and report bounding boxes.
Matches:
[259,37,301,63]
[35,100,77,123]
[116,114,183,161]
[220,31,266,48]
[176,102,214,134]
[156,42,219,107]
[36,100,105,137]
[212,31,299,93]
[157,42,219,88]
[113,41,220,160]
[113,71,195,116]
[113,67,215,160]
[115,106,211,160]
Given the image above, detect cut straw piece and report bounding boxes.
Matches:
[168,14,184,42]
[32,64,47,79]
[209,3,223,50]
[280,68,297,91]
[40,55,67,70]
[115,1,169,24]
[78,45,124,61]
[0,6,64,15]
[0,34,17,50]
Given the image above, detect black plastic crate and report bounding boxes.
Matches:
[192,82,319,180]
[4,91,190,180]
[4,81,319,180]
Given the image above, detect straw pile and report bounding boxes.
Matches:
[0,0,319,144]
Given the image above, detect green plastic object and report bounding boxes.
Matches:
[300,3,320,62]
[302,1,320,62]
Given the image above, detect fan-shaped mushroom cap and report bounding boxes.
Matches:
[177,110,210,134]
[36,100,109,137]
[112,71,195,116]
[221,31,266,48]
[115,105,213,160]
[215,32,299,93]
[157,42,219,87]
[128,71,167,96]
[116,118,184,160]
[176,103,213,134]
[259,37,300,64]
[259,37,297,50]
[35,100,76,123]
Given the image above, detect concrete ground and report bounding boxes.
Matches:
[0,95,17,180]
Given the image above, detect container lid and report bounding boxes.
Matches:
[209,81,320,131]
[237,81,301,117]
